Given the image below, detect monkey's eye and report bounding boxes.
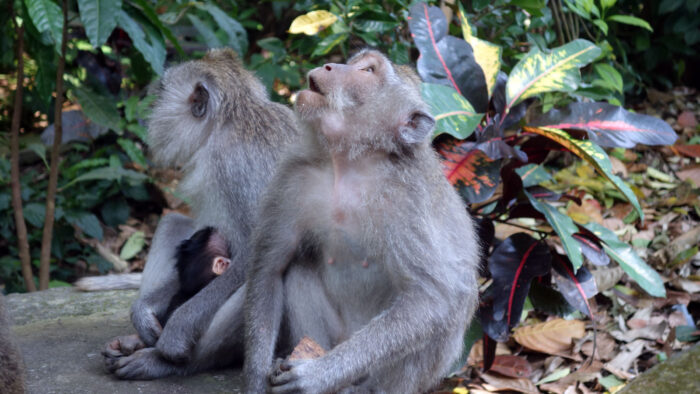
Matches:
[363,66,375,73]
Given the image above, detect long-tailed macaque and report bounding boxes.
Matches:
[103,48,300,379]
[243,49,479,392]
[0,294,25,394]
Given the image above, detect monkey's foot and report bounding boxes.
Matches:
[110,348,183,380]
[102,334,146,373]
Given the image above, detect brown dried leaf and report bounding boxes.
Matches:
[489,355,533,378]
[581,332,617,361]
[513,319,586,354]
[480,372,539,394]
[288,336,325,361]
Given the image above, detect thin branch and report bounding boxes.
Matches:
[550,0,565,45]
[9,2,36,292]
[39,0,68,290]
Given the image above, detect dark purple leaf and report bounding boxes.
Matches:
[482,333,497,372]
[572,232,610,266]
[474,123,528,161]
[552,255,598,318]
[481,233,552,341]
[408,3,489,112]
[532,102,678,148]
[491,72,532,130]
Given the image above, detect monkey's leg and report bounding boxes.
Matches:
[132,213,197,345]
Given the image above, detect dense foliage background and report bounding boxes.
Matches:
[1,0,699,392]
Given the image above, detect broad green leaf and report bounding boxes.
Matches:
[289,10,338,35]
[73,86,121,131]
[77,0,122,48]
[563,0,592,19]
[515,164,552,187]
[600,0,616,11]
[27,142,48,168]
[25,0,63,54]
[120,231,145,260]
[187,14,222,48]
[197,3,248,55]
[354,20,399,33]
[311,33,347,58]
[61,166,148,189]
[511,0,547,16]
[607,15,653,32]
[524,190,583,270]
[65,211,104,240]
[24,203,46,228]
[117,10,165,75]
[583,222,665,297]
[117,138,147,168]
[457,3,501,99]
[421,83,482,139]
[525,126,643,221]
[594,63,623,93]
[592,19,609,35]
[132,0,184,56]
[505,39,601,111]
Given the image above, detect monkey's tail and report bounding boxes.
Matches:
[74,273,142,291]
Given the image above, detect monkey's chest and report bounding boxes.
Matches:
[320,229,393,326]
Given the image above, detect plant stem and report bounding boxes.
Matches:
[550,0,565,45]
[9,3,36,292]
[39,0,68,290]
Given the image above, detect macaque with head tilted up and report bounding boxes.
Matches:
[103,48,300,380]
[244,49,480,393]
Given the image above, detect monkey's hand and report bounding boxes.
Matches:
[269,358,330,394]
[102,335,146,373]
[130,299,163,347]
[111,348,183,380]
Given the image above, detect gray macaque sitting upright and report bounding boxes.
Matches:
[243,49,480,393]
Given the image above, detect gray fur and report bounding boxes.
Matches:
[244,50,479,393]
[106,48,300,379]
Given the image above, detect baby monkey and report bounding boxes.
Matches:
[104,227,231,358]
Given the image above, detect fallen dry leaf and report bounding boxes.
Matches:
[513,319,586,354]
[677,110,698,128]
[677,164,700,187]
[480,372,539,394]
[581,332,617,361]
[606,339,646,375]
[489,355,533,378]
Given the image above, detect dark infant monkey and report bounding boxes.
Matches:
[103,48,300,379]
[243,49,480,393]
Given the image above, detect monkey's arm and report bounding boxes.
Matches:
[155,248,248,363]
[132,213,196,346]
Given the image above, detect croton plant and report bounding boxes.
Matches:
[407,2,677,369]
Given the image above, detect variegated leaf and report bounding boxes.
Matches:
[505,39,601,112]
[421,83,482,139]
[457,2,501,99]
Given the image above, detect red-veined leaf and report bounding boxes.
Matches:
[532,102,677,148]
[573,232,610,266]
[481,233,552,341]
[436,138,500,204]
[553,255,598,318]
[408,3,489,112]
[524,126,643,221]
[505,39,600,112]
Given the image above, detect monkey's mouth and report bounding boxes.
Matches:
[308,76,323,95]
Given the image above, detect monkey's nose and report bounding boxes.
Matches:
[325,64,332,71]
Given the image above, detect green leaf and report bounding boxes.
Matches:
[197,3,248,55]
[24,203,46,228]
[100,197,130,227]
[65,211,104,240]
[187,14,222,48]
[607,15,653,32]
[583,222,665,297]
[48,280,71,288]
[311,33,347,58]
[537,368,571,385]
[659,0,684,14]
[120,231,145,260]
[515,164,552,187]
[61,166,148,189]
[511,0,547,16]
[421,83,482,139]
[525,126,644,221]
[505,39,601,111]
[593,63,623,93]
[77,0,122,48]
[600,0,617,11]
[27,142,48,168]
[592,19,609,35]
[524,190,583,270]
[457,2,502,99]
[25,0,63,54]
[73,86,121,131]
[117,138,147,168]
[131,0,184,56]
[117,10,165,75]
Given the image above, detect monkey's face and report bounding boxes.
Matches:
[296,50,436,155]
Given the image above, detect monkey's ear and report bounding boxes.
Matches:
[212,257,230,276]
[398,110,435,144]
[189,82,209,118]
